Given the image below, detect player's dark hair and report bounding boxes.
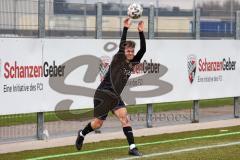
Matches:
[124,40,136,48]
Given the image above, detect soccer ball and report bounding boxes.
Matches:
[127,2,143,19]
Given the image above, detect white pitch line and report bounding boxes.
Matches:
[116,141,240,160]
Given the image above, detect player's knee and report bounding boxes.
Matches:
[119,116,129,127]
[96,120,103,129]
[92,119,104,129]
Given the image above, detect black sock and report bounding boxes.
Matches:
[81,122,94,136]
[123,126,135,146]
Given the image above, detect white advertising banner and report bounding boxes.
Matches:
[0,39,45,114]
[0,38,240,115]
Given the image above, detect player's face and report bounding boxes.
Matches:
[125,47,135,61]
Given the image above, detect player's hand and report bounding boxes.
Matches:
[124,17,131,28]
[138,21,144,32]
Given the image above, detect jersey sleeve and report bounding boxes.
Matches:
[118,27,128,53]
[130,31,146,65]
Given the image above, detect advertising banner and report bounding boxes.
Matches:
[0,38,240,115]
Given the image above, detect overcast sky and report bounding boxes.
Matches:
[66,0,240,9]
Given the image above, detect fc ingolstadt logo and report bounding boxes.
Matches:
[187,55,197,84]
[99,56,111,81]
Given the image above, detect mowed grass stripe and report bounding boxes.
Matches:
[116,141,240,160]
[26,131,240,160]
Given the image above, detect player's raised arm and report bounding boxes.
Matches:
[119,18,132,52]
[131,21,146,63]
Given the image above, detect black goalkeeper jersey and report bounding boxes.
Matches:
[98,27,146,97]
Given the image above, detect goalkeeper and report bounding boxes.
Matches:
[76,17,146,156]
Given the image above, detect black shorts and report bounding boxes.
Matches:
[93,89,126,120]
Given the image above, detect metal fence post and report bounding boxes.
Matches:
[148,5,155,39]
[38,0,45,38]
[119,0,123,36]
[236,11,240,40]
[95,2,103,133]
[234,11,240,119]
[146,5,155,128]
[191,8,201,123]
[195,8,201,40]
[37,112,44,140]
[234,97,240,118]
[13,0,17,34]
[37,0,45,140]
[191,100,199,123]
[96,2,102,39]
[146,104,153,128]
[192,0,196,37]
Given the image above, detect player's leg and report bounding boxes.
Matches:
[113,102,142,156]
[81,117,105,136]
[76,116,106,150]
[76,89,117,151]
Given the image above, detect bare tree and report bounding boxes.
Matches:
[197,0,240,11]
[197,1,221,10]
[223,0,240,11]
